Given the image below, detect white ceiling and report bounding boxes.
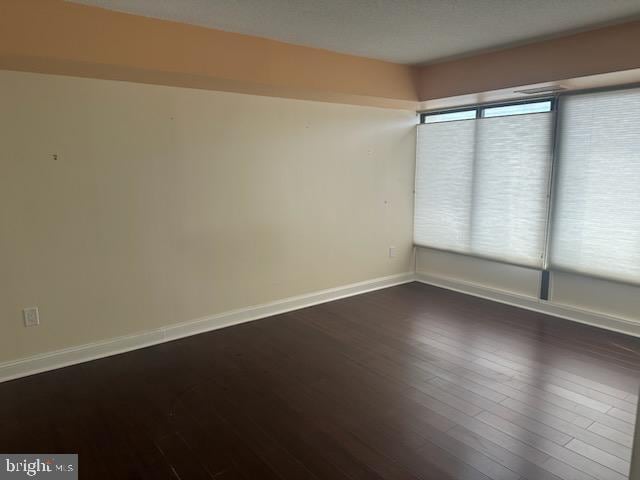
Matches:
[70,0,640,65]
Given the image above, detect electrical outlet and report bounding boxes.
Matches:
[388,246,396,258]
[23,307,40,327]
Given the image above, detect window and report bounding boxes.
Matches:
[415,89,640,285]
[482,100,552,118]
[415,101,554,267]
[550,88,640,284]
[422,109,476,123]
[420,99,552,124]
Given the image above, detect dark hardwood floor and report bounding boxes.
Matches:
[1,282,639,480]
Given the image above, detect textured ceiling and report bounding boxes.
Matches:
[70,0,640,64]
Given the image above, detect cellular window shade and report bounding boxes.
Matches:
[550,89,640,284]
[414,112,553,267]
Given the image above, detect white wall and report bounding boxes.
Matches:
[415,248,540,297]
[551,270,640,322]
[0,70,417,364]
[416,247,640,334]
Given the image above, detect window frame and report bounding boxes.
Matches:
[420,97,556,124]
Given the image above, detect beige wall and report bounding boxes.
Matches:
[0,70,416,363]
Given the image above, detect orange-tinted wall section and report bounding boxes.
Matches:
[415,20,640,101]
[2,1,640,106]
[0,0,418,109]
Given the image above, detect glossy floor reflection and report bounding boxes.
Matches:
[1,282,639,479]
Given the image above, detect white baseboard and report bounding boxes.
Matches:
[0,272,416,384]
[415,272,640,338]
[5,269,635,384]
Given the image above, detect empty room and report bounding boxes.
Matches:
[2,1,640,479]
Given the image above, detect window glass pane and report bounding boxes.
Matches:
[423,110,476,123]
[550,89,640,283]
[483,101,551,118]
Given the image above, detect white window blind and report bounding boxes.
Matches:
[414,112,554,267]
[550,89,640,284]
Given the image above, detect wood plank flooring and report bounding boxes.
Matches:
[1,282,639,479]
